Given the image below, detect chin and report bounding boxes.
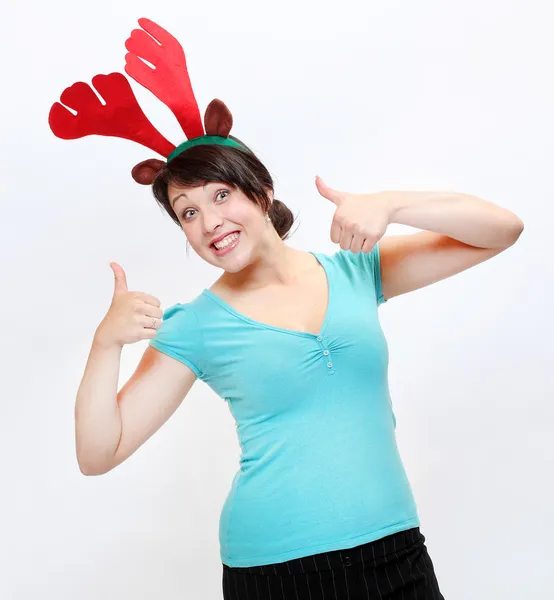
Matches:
[220,266,240,274]
[201,247,247,272]
[218,255,250,273]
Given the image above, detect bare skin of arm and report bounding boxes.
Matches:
[75,339,196,476]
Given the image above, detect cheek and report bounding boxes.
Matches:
[231,204,264,227]
[181,224,200,246]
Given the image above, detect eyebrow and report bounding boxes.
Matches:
[170,192,188,210]
[170,183,210,210]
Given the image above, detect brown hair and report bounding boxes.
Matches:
[151,136,297,248]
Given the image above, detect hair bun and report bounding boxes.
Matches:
[269,199,296,241]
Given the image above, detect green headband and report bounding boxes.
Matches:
[167,135,248,163]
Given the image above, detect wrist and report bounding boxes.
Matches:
[93,328,123,352]
[382,191,405,224]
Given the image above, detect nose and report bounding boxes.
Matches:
[202,209,225,239]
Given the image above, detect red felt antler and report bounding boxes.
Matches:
[48,72,175,157]
[124,18,205,140]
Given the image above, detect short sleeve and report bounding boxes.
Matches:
[149,303,204,378]
[340,243,387,306]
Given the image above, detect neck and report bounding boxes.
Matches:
[220,233,312,291]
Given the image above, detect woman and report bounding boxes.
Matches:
[146,138,524,600]
[60,18,524,600]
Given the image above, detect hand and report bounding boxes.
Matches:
[315,176,394,253]
[94,263,163,348]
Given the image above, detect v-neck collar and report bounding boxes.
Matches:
[201,252,332,339]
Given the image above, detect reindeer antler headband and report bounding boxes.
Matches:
[48,17,248,185]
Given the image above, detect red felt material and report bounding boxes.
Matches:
[124,18,205,140]
[48,72,175,157]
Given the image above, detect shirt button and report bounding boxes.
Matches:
[317,336,322,341]
[327,362,333,368]
[323,350,329,356]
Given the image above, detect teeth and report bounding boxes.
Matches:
[214,232,239,250]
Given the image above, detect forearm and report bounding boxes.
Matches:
[387,191,524,248]
[75,333,124,475]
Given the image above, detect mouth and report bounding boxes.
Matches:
[210,231,241,256]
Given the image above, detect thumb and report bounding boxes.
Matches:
[315,175,343,205]
[110,262,128,295]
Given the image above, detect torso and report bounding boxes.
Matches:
[207,252,329,336]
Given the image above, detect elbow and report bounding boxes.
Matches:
[76,438,118,476]
[77,455,114,476]
[496,216,524,248]
[507,218,524,246]
[78,462,108,476]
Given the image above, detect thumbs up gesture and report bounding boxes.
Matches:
[94,262,163,348]
[315,176,394,254]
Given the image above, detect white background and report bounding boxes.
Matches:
[2,1,552,598]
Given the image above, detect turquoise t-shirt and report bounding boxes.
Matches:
[149,245,420,568]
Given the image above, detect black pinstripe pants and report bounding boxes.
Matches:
[222,527,445,599]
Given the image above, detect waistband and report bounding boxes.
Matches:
[223,527,424,576]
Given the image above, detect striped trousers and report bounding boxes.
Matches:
[222,527,445,599]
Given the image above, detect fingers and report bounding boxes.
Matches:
[136,302,163,329]
[338,227,354,250]
[330,219,343,244]
[111,262,128,294]
[349,234,365,254]
[361,239,374,253]
[336,219,363,252]
[134,300,163,319]
[133,292,162,308]
[140,314,162,330]
[334,224,374,253]
[315,176,343,205]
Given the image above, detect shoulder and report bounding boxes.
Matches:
[317,245,386,305]
[158,301,201,327]
[316,244,382,273]
[149,301,206,377]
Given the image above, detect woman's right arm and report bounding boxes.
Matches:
[75,261,197,476]
[75,335,124,475]
[75,335,197,476]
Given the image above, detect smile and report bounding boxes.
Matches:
[211,232,241,256]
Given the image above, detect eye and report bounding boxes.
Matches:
[181,189,229,221]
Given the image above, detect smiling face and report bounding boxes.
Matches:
[169,181,273,273]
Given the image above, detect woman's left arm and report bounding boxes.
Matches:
[315,177,524,301]
[380,191,524,301]
[390,191,524,249]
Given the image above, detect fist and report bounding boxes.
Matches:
[94,262,163,348]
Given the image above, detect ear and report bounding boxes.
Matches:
[131,158,166,185]
[204,99,233,137]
